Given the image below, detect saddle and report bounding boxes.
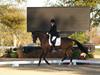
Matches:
[49,36,61,46]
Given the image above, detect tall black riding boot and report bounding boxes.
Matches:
[52,42,57,52]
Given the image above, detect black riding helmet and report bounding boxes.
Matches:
[50,18,55,23]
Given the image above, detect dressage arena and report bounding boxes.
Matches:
[0,62,100,75]
[0,43,98,75]
[0,57,100,75]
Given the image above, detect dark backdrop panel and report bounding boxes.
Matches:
[27,7,90,32]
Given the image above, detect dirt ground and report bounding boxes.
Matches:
[0,64,100,75]
[94,55,100,58]
[0,55,100,75]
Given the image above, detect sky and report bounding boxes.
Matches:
[26,0,58,7]
[0,0,48,7]
[26,0,46,7]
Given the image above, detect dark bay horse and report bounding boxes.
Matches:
[32,32,88,66]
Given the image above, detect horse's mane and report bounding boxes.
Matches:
[36,32,49,40]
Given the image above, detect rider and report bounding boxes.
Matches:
[48,18,59,51]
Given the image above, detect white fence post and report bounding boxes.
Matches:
[72,60,77,65]
[12,63,19,67]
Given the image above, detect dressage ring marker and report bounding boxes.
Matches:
[0,59,100,67]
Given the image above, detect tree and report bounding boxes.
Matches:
[0,7,25,30]
[0,0,31,46]
[0,6,26,46]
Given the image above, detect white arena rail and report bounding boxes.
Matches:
[0,59,70,67]
[0,59,100,67]
[72,59,100,65]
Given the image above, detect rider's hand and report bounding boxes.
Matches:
[46,32,49,35]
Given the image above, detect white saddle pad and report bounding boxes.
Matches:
[49,36,61,46]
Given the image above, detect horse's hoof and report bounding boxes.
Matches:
[38,64,40,66]
[52,50,57,53]
[48,63,50,65]
[68,63,73,66]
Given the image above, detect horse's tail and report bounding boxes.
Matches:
[71,39,88,55]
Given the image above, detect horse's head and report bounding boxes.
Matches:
[32,32,48,43]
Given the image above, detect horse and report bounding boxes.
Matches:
[32,32,88,66]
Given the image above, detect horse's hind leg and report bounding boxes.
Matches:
[69,56,73,65]
[61,48,71,62]
[62,47,73,65]
[68,50,73,65]
[61,56,67,61]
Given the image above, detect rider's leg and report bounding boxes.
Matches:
[50,36,57,50]
[50,36,54,50]
[52,37,57,50]
[50,35,53,43]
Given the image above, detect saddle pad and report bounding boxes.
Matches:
[49,36,61,46]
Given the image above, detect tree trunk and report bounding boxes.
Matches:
[13,34,18,47]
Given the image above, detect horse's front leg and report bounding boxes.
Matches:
[38,51,44,66]
[43,50,50,65]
